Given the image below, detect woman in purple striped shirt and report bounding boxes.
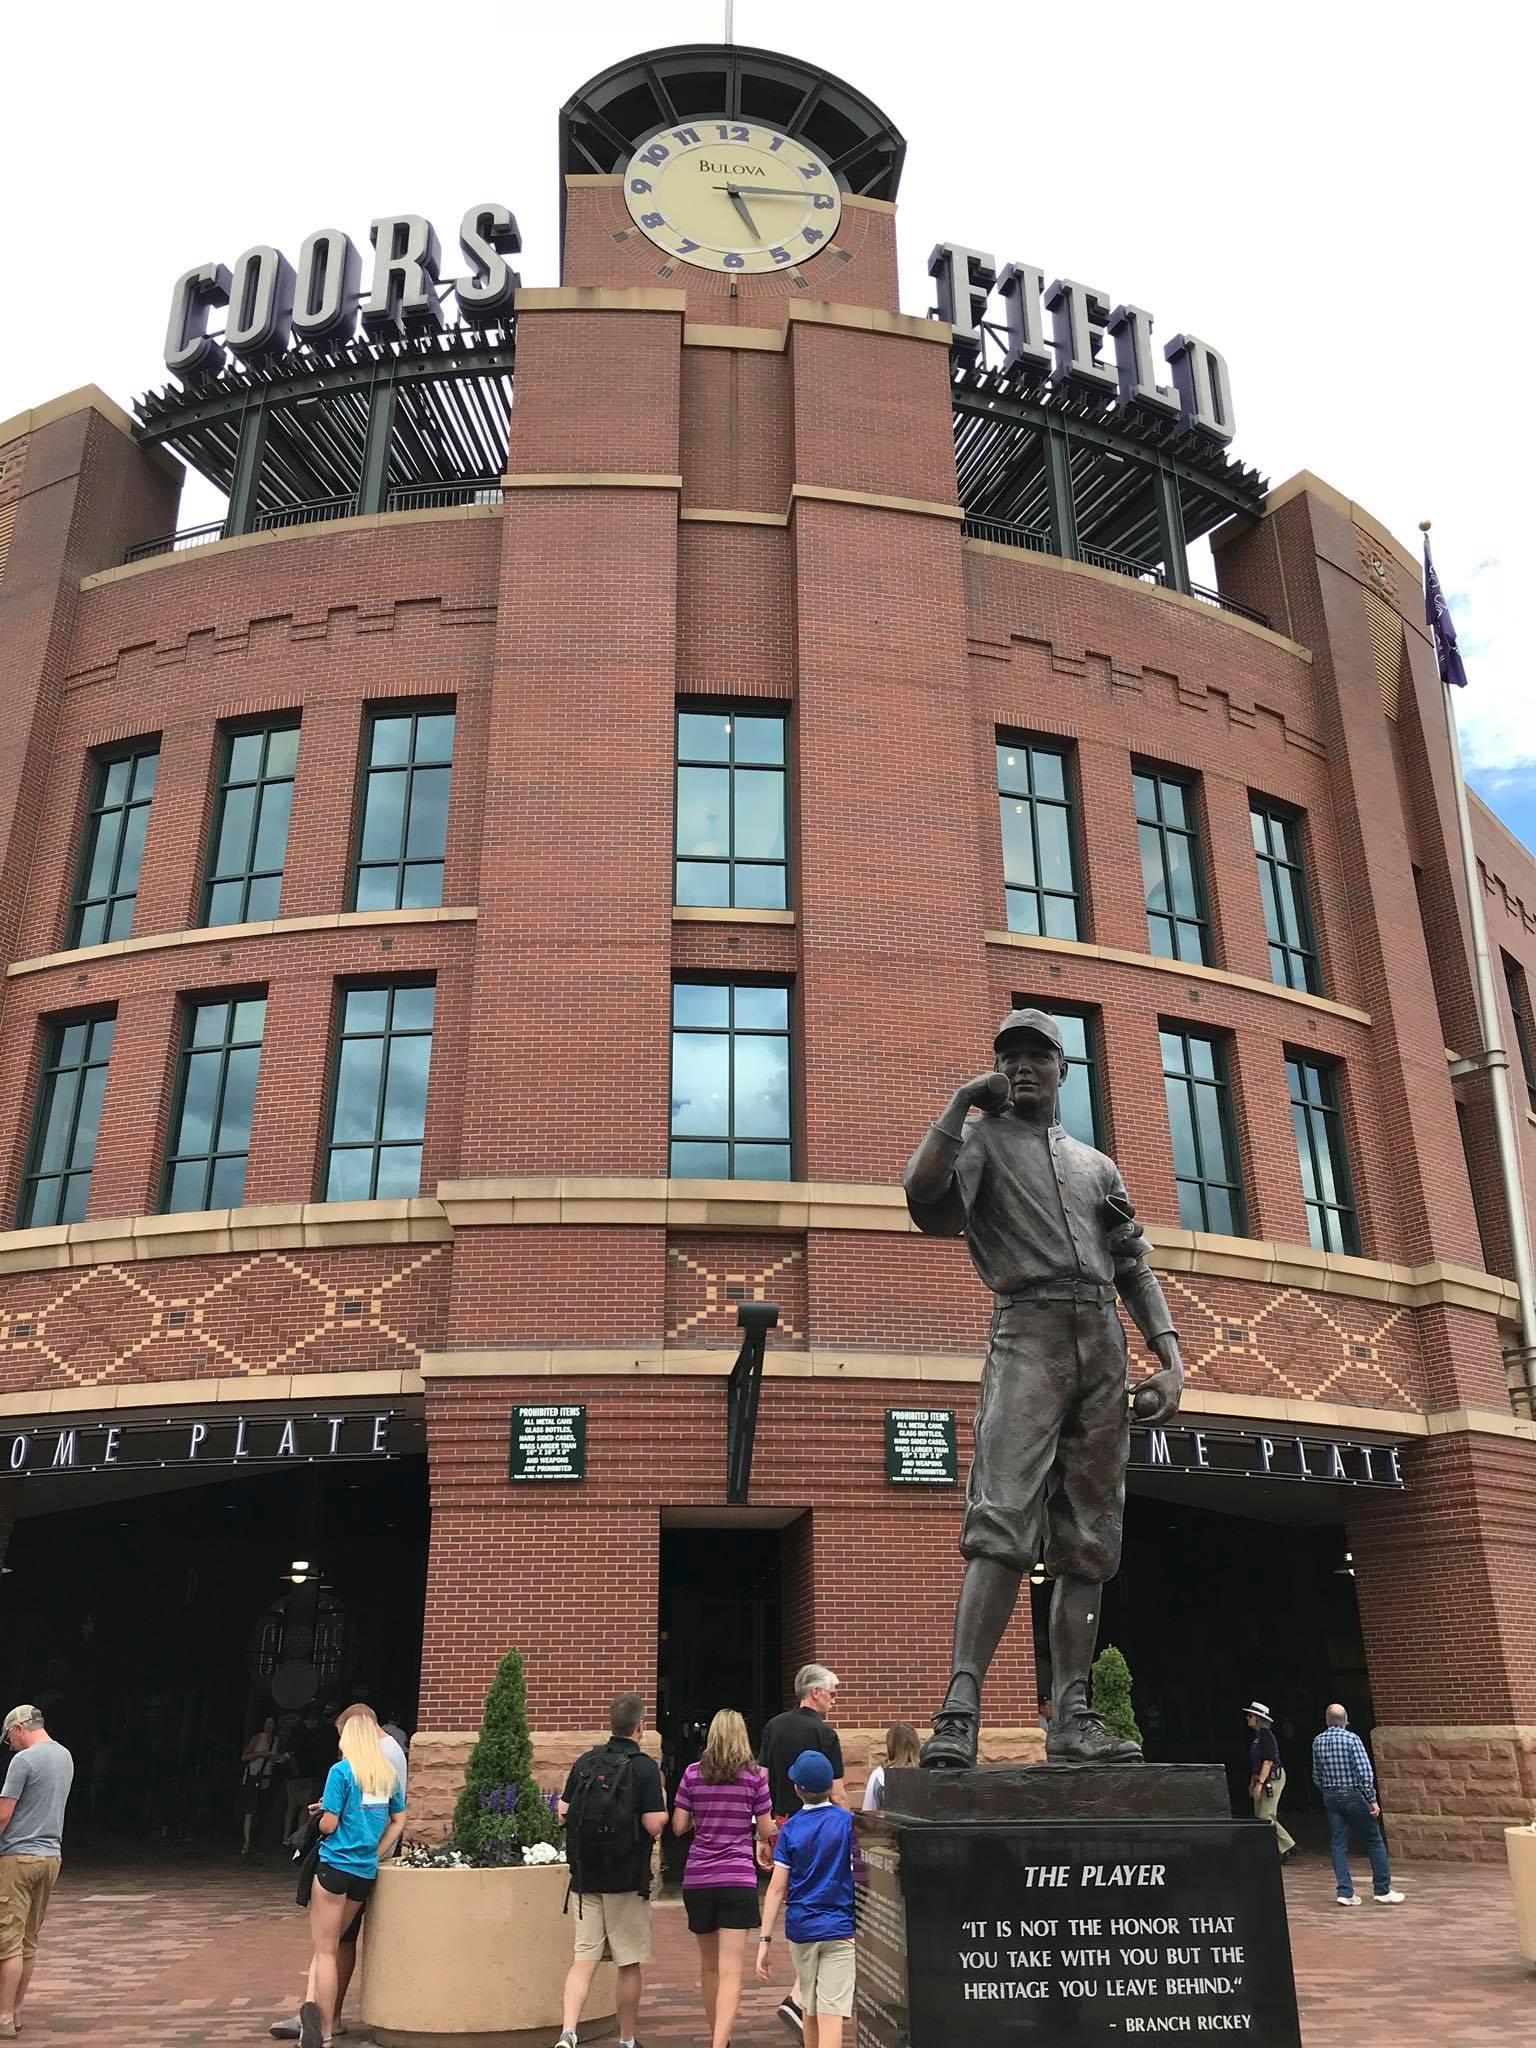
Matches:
[672,1709,775,2048]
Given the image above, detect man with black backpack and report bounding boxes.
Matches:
[556,1691,668,2048]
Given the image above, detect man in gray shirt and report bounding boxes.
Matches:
[0,1704,75,2039]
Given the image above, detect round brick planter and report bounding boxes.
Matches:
[359,1861,617,2045]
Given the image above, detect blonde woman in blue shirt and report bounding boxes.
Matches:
[299,1715,405,2048]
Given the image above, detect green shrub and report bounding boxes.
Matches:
[1091,1644,1142,1747]
[452,1647,561,1856]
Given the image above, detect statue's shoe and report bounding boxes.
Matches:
[1046,1712,1144,1764]
[919,1705,979,1770]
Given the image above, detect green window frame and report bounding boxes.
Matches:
[670,981,792,1181]
[997,739,1080,940]
[202,722,300,927]
[1160,1025,1246,1236]
[68,744,159,948]
[1251,800,1319,994]
[1502,953,1536,1114]
[1014,996,1103,1148]
[1286,1053,1359,1255]
[1134,767,1210,964]
[352,707,455,912]
[674,707,788,909]
[161,996,267,1214]
[19,1014,115,1228]
[324,981,436,1201]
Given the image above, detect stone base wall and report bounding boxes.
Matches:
[1374,1724,1536,1860]
[406,1724,1048,1841]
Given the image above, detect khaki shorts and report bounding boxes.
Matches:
[790,1936,856,2017]
[571,1887,652,1967]
[0,1855,60,1962]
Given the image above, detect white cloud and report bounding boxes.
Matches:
[3,1,1527,788]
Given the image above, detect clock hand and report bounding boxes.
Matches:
[722,181,762,241]
[714,185,817,199]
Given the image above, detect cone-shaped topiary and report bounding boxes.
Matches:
[452,1647,561,1857]
[1091,1644,1142,1747]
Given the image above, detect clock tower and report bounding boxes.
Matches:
[556,42,906,311]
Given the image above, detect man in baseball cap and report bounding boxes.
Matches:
[904,1009,1184,1768]
[0,1705,75,2038]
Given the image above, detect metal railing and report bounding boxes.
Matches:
[252,496,359,532]
[385,480,502,512]
[123,520,226,564]
[1079,543,1166,586]
[960,516,1052,555]
[960,516,1273,630]
[1190,581,1272,630]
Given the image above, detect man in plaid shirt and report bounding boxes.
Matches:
[1311,1705,1404,1904]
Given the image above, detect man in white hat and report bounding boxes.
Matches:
[0,1705,75,2039]
[1243,1702,1296,1860]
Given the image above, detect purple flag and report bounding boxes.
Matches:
[1423,536,1468,689]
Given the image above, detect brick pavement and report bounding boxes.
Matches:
[9,1852,1534,2047]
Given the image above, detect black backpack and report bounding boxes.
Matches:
[564,1743,644,1899]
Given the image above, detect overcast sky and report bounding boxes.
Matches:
[6,3,1529,845]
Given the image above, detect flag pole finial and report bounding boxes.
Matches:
[1419,519,1432,532]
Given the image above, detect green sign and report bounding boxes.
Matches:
[509,1404,587,1483]
[884,1407,958,1486]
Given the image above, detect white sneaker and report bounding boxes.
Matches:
[1336,1893,1361,1906]
[1373,1890,1405,1904]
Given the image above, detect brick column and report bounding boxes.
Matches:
[1351,1427,1536,1859]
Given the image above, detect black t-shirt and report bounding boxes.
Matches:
[289,1724,326,1779]
[760,1706,843,1817]
[562,1738,665,1894]
[1249,1726,1281,1775]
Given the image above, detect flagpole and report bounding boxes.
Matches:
[1422,520,1536,1407]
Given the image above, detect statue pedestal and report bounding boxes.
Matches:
[855,1765,1302,2046]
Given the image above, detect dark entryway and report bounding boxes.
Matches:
[0,1453,428,1853]
[1033,1487,1370,1820]
[655,1519,784,1886]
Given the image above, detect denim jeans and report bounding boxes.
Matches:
[1324,1789,1392,1895]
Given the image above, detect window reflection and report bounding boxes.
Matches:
[674,708,788,909]
[162,997,267,1213]
[325,982,435,1201]
[670,981,792,1180]
[354,708,455,912]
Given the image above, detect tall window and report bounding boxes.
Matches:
[1286,1053,1359,1255]
[203,723,299,926]
[1015,997,1103,1148]
[675,708,788,908]
[19,1015,115,1227]
[1160,1025,1246,1235]
[1251,800,1319,993]
[1134,768,1209,964]
[1503,953,1536,1114]
[162,996,267,1213]
[68,745,159,948]
[670,982,791,1181]
[998,740,1080,939]
[353,708,455,911]
[324,982,435,1200]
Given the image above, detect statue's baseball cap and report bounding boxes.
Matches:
[789,1749,835,1795]
[993,1008,1065,1056]
[2,1705,38,1738]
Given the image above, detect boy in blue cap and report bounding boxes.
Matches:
[755,1750,855,2047]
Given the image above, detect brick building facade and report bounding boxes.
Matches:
[1,45,1534,1861]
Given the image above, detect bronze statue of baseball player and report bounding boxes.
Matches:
[904,1008,1184,1768]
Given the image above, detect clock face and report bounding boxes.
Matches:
[623,120,843,275]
